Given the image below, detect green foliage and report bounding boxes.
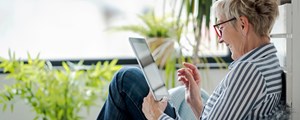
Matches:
[0,52,121,120]
[111,10,184,89]
[177,0,213,64]
[109,0,225,89]
[111,9,184,89]
[112,11,182,39]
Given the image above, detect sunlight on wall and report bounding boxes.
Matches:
[0,0,147,60]
[0,0,229,60]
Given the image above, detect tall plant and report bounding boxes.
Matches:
[112,11,183,88]
[174,0,224,67]
[172,0,211,64]
[0,51,121,120]
[160,0,228,88]
[111,0,226,88]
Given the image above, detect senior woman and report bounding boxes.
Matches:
[98,0,283,119]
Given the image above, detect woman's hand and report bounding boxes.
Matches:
[142,91,168,120]
[177,62,201,103]
[177,62,203,118]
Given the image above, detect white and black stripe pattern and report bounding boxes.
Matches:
[158,113,181,120]
[158,43,283,120]
[202,43,282,120]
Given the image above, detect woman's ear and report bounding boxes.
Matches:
[239,16,249,36]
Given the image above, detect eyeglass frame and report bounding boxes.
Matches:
[213,17,237,38]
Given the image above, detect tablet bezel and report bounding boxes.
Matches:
[129,37,169,101]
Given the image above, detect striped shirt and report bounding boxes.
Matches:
[159,43,283,120]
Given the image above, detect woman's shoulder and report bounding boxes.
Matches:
[224,61,262,86]
[227,59,282,89]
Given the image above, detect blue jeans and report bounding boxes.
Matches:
[97,67,176,120]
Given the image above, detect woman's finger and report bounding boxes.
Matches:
[183,69,196,88]
[183,62,197,70]
[183,62,201,82]
[178,76,188,86]
[148,91,153,98]
[177,68,185,75]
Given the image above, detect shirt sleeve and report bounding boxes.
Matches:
[202,62,266,120]
[158,110,182,120]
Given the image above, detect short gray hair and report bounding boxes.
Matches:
[213,0,279,37]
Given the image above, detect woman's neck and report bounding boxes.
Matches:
[244,32,270,53]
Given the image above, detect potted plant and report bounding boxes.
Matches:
[0,51,121,120]
[112,11,183,88]
[176,0,227,66]
[111,0,226,88]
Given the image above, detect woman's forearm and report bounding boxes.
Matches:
[189,98,203,119]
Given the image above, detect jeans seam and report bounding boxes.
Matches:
[122,69,146,120]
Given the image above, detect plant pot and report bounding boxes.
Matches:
[146,37,175,68]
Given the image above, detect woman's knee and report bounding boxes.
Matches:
[117,67,142,76]
[110,67,146,91]
[115,67,143,81]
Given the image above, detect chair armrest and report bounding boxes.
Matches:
[168,86,210,120]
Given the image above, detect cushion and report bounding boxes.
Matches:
[169,86,210,120]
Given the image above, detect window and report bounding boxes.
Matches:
[0,0,230,63]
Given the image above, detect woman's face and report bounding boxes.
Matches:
[216,16,244,60]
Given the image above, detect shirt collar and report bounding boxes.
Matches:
[228,43,277,70]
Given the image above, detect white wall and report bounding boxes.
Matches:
[291,0,300,119]
[198,69,228,94]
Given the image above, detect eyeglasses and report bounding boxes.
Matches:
[213,17,236,38]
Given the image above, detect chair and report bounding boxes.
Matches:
[169,86,209,120]
[168,71,288,120]
[281,71,287,106]
[278,71,290,119]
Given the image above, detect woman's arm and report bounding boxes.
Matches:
[177,62,204,119]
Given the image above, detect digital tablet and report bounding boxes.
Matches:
[129,37,169,101]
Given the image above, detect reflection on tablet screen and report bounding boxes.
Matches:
[129,38,169,101]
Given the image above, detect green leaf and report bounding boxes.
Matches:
[103,61,109,68]
[109,59,118,67]
[34,53,40,60]
[8,49,11,59]
[62,62,70,73]
[37,60,45,68]
[2,104,7,111]
[165,57,176,88]
[0,51,122,119]
[27,52,33,64]
[4,62,12,73]
[191,0,195,14]
[77,60,84,66]
[33,116,40,120]
[95,62,101,71]
[205,0,212,27]
[112,25,149,37]
[10,104,14,112]
[185,0,191,25]
[58,109,64,120]
[46,61,53,70]
[0,60,8,69]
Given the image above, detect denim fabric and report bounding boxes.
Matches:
[97,67,176,120]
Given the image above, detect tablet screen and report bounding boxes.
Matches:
[129,37,169,101]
